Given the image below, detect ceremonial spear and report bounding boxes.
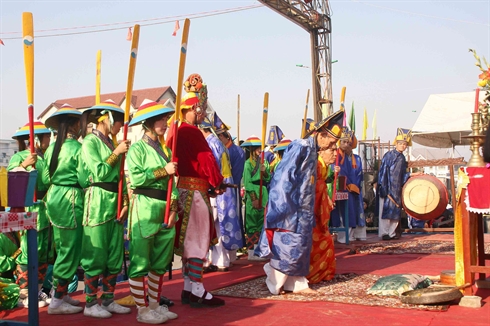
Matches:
[258,92,269,209]
[301,89,310,138]
[117,24,140,219]
[332,86,346,202]
[237,94,240,145]
[163,19,190,227]
[95,50,101,104]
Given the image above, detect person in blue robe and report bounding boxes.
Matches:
[255,110,344,295]
[378,128,421,240]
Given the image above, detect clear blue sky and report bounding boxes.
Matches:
[0,1,488,158]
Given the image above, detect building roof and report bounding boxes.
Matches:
[38,86,174,119]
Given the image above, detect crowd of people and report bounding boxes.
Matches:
[0,73,420,324]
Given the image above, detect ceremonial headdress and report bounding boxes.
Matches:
[82,99,124,125]
[240,135,261,148]
[273,138,291,152]
[302,118,315,136]
[393,128,412,146]
[45,103,82,130]
[129,99,174,126]
[340,126,358,149]
[267,125,285,146]
[182,73,208,112]
[208,111,231,135]
[12,121,51,140]
[307,110,344,139]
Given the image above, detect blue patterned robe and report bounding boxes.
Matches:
[331,152,364,228]
[205,134,244,250]
[378,149,410,221]
[255,137,317,276]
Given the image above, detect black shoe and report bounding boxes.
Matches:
[160,295,174,307]
[382,234,391,241]
[189,291,225,308]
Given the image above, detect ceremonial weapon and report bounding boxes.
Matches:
[163,18,190,227]
[237,94,240,145]
[301,89,310,138]
[387,194,400,208]
[96,50,101,104]
[117,24,140,219]
[258,92,269,209]
[332,86,346,202]
[22,12,36,201]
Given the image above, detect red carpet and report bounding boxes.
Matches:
[1,235,490,325]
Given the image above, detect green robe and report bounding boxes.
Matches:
[43,139,84,229]
[78,133,127,226]
[0,233,20,276]
[243,157,270,234]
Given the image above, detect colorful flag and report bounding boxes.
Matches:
[0,39,4,46]
[126,27,132,41]
[362,107,368,140]
[372,109,377,140]
[348,101,356,132]
[172,20,180,36]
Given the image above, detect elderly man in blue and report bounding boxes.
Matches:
[255,110,344,295]
[200,113,243,271]
[378,128,421,240]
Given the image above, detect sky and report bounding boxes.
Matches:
[0,0,489,160]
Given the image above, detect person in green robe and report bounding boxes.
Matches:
[8,121,52,308]
[42,104,84,315]
[78,100,131,318]
[126,100,179,324]
[0,232,21,280]
[240,136,270,260]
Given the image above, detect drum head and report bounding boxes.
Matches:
[402,175,448,221]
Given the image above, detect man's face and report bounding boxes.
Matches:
[339,139,352,153]
[319,144,337,165]
[217,133,227,146]
[317,132,337,149]
[395,140,408,152]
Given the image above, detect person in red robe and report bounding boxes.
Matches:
[166,73,225,307]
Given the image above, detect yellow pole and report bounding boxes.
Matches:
[96,50,101,104]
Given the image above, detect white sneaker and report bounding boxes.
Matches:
[21,295,48,308]
[100,301,131,314]
[63,295,80,306]
[137,307,168,324]
[83,303,112,318]
[154,305,178,320]
[48,301,83,315]
[39,291,51,305]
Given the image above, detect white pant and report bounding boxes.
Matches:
[353,226,367,240]
[209,198,235,267]
[263,263,309,295]
[336,227,355,244]
[378,197,399,238]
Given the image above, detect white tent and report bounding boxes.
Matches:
[412,91,485,148]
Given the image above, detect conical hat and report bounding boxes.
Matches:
[45,103,82,130]
[12,121,51,140]
[129,99,174,126]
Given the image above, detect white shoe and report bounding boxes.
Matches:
[137,307,168,324]
[154,305,178,320]
[48,301,83,315]
[63,295,80,306]
[100,301,131,314]
[38,291,50,306]
[21,295,48,308]
[83,304,112,318]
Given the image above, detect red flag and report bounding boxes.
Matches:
[172,21,180,36]
[0,39,4,46]
[126,27,132,41]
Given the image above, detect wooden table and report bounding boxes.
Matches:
[454,167,490,295]
[0,211,38,326]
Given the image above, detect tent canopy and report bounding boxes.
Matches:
[412,91,484,148]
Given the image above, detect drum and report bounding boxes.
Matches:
[402,175,448,221]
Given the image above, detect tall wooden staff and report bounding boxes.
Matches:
[332,86,346,201]
[96,50,101,104]
[117,24,140,218]
[301,89,310,138]
[258,92,269,209]
[22,13,35,159]
[163,19,191,226]
[237,94,240,145]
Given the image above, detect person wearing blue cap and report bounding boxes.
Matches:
[78,100,131,318]
[255,109,344,295]
[125,100,179,324]
[8,121,53,308]
[43,104,85,314]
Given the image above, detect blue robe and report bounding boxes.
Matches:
[227,142,245,187]
[205,134,244,250]
[330,152,364,228]
[378,149,410,221]
[255,137,317,276]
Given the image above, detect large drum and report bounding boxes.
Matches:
[402,175,448,221]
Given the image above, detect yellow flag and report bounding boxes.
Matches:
[372,109,378,140]
[362,107,368,140]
